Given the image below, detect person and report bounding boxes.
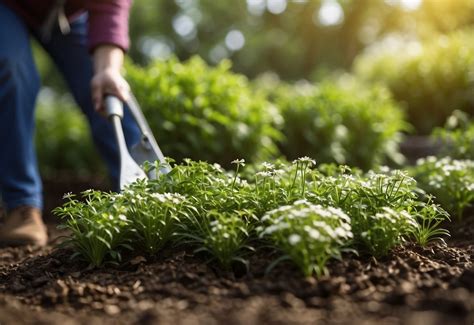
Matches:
[0,0,141,247]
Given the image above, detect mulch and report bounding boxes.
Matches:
[0,177,473,325]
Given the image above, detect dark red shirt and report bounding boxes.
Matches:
[1,0,132,51]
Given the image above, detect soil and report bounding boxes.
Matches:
[0,177,473,325]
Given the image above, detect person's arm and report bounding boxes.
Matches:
[86,0,132,111]
[91,44,130,111]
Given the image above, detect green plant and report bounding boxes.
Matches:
[122,184,188,254]
[54,191,132,267]
[272,80,406,170]
[126,57,282,167]
[179,210,254,270]
[144,160,259,268]
[356,207,417,257]
[307,168,445,256]
[433,110,474,160]
[354,30,474,134]
[260,200,353,277]
[411,156,474,219]
[35,95,102,177]
[408,200,450,246]
[55,159,452,271]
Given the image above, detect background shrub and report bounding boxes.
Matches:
[354,30,474,134]
[126,56,282,168]
[270,80,406,170]
[433,110,474,160]
[35,94,102,177]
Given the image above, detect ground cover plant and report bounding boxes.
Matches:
[411,156,474,220]
[259,200,353,277]
[55,159,450,276]
[409,110,474,220]
[54,191,132,267]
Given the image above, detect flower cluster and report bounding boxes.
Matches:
[260,200,352,276]
[413,156,474,219]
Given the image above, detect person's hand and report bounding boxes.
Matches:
[91,68,130,112]
[91,45,129,112]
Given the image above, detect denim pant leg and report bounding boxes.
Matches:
[0,4,43,211]
[36,15,141,191]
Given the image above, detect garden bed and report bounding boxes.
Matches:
[0,178,473,325]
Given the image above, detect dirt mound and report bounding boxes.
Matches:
[0,223,473,325]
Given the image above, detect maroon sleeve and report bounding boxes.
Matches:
[85,0,132,52]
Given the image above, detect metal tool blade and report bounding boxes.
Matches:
[126,93,171,176]
[105,96,148,190]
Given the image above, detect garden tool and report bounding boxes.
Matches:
[105,94,171,190]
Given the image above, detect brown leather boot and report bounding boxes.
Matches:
[0,206,48,247]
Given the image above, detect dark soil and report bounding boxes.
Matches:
[0,177,473,325]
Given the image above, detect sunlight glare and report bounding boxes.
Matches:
[400,0,422,11]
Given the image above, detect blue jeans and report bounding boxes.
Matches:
[0,4,141,211]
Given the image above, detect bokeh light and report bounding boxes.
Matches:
[209,44,229,63]
[267,0,287,15]
[139,37,174,60]
[315,0,344,26]
[247,0,266,16]
[172,14,196,39]
[225,30,246,51]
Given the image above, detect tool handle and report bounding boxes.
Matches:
[105,95,124,120]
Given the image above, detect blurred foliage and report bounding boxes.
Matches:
[30,0,474,176]
[34,59,407,176]
[127,0,474,79]
[261,76,407,170]
[354,30,474,134]
[35,92,103,177]
[433,110,474,160]
[126,56,282,167]
[36,0,474,89]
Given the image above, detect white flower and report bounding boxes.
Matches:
[62,192,73,199]
[256,171,272,178]
[288,234,301,245]
[231,159,245,166]
[261,162,275,170]
[293,199,309,206]
[294,156,316,166]
[306,227,321,240]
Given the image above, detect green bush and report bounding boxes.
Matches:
[271,80,406,170]
[35,95,102,177]
[433,110,474,160]
[126,57,282,167]
[354,31,474,134]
